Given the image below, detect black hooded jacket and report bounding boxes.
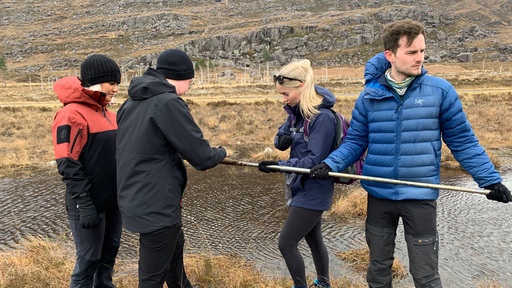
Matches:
[116,68,226,233]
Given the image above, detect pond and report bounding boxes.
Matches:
[0,158,511,287]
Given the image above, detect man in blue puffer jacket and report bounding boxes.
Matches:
[311,19,511,287]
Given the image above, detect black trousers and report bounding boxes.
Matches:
[365,194,442,288]
[69,207,123,288]
[138,223,193,288]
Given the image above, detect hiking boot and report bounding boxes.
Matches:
[310,278,332,288]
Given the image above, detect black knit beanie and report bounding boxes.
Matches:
[80,54,121,87]
[156,49,194,80]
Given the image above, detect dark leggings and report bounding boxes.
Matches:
[278,206,329,286]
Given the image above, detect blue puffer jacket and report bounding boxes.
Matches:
[324,53,501,201]
[276,85,337,211]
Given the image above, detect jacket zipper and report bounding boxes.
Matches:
[394,92,405,198]
[70,128,82,154]
[102,107,113,124]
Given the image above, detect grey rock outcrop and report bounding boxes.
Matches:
[1,0,511,74]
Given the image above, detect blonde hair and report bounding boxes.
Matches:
[276,59,322,120]
[87,84,102,92]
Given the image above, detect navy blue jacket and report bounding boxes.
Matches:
[276,85,337,211]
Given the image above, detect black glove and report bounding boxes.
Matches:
[276,135,292,151]
[310,163,331,179]
[76,195,100,229]
[258,160,279,173]
[485,182,511,203]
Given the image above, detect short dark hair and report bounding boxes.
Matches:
[382,19,425,54]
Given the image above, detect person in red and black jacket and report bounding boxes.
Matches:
[52,54,123,288]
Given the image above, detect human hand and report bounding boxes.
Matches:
[276,135,292,151]
[258,160,279,173]
[485,182,511,203]
[76,195,100,228]
[310,163,331,179]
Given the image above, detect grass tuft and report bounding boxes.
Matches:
[0,236,74,287]
[328,188,367,221]
[337,248,408,281]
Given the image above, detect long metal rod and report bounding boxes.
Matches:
[220,159,490,195]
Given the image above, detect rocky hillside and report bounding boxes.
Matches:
[1,0,512,77]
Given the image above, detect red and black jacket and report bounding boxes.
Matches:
[52,76,117,216]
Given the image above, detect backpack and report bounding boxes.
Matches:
[304,108,365,184]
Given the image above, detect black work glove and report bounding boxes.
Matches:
[276,135,292,151]
[258,160,279,173]
[485,182,511,203]
[76,195,100,229]
[310,163,332,179]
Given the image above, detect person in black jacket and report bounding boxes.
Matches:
[116,48,227,288]
[52,54,123,288]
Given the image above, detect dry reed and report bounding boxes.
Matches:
[0,76,511,176]
[1,64,511,287]
[337,248,408,281]
[328,187,367,221]
[0,236,74,287]
[0,237,368,287]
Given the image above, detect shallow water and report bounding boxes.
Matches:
[1,160,511,287]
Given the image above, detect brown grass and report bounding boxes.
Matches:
[1,63,511,287]
[0,237,368,288]
[328,188,368,221]
[476,280,510,288]
[0,236,74,287]
[0,105,57,177]
[2,63,510,177]
[337,248,408,282]
[2,237,505,288]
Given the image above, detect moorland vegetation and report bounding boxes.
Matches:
[1,0,512,286]
[0,62,511,287]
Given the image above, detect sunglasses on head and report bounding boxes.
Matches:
[273,75,303,84]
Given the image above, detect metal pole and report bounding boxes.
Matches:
[220,159,490,195]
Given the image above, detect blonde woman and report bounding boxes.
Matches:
[258,59,338,288]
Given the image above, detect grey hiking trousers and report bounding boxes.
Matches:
[69,207,122,288]
[365,194,442,288]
